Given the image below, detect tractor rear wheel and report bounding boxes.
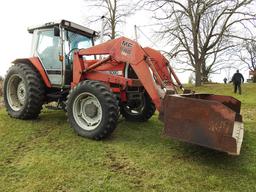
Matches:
[3,64,45,119]
[120,92,156,122]
[66,80,118,140]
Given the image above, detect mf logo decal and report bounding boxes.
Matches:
[121,40,133,56]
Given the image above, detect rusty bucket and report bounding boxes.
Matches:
[161,94,244,155]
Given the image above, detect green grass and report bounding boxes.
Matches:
[0,83,256,192]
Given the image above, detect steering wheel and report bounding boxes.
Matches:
[66,48,79,64]
[66,48,79,58]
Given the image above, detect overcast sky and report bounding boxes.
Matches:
[0,0,250,83]
[0,0,84,76]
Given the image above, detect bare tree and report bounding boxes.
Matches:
[145,0,256,86]
[239,40,256,82]
[85,0,138,40]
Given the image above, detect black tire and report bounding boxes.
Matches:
[120,92,156,122]
[66,80,118,140]
[3,63,45,119]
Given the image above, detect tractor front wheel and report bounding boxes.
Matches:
[66,80,118,140]
[120,92,156,122]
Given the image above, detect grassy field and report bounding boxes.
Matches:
[0,83,255,192]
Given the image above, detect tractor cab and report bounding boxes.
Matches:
[28,20,97,87]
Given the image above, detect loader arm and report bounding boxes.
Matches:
[77,37,179,110]
[74,37,244,155]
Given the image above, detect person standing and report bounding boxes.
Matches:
[230,70,244,94]
[223,77,227,84]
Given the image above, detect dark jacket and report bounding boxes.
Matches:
[231,72,244,84]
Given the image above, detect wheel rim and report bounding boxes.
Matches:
[72,92,102,131]
[6,74,26,111]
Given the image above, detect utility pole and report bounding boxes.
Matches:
[100,16,106,59]
[134,25,138,42]
[100,16,105,44]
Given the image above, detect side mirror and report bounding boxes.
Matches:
[54,26,60,37]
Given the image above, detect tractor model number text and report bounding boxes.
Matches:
[101,71,123,76]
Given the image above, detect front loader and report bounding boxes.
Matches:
[3,20,244,155]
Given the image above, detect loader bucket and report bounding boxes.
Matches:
[161,94,244,155]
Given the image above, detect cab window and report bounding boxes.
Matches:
[64,30,93,56]
[37,29,62,70]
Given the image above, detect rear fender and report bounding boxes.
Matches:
[12,57,51,88]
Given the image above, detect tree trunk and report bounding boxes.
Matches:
[201,70,209,83]
[195,64,201,86]
[201,69,209,83]
[200,58,209,83]
[111,20,116,39]
[253,74,256,83]
[195,70,201,86]
[111,24,115,39]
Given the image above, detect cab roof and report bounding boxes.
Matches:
[27,20,98,37]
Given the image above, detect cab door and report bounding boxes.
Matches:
[35,29,63,86]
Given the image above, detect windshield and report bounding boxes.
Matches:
[64,30,93,54]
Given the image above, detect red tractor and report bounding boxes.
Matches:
[3,20,244,155]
